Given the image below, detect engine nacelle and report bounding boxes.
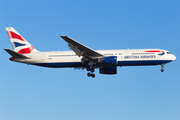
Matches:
[98,56,117,65]
[99,66,117,74]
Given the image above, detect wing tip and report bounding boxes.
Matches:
[60,35,67,38]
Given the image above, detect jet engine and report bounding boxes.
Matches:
[99,66,117,74]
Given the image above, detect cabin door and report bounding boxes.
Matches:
[41,53,45,60]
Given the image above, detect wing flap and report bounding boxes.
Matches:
[68,43,82,57]
[4,49,30,59]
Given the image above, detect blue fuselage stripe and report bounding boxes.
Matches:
[32,60,172,68]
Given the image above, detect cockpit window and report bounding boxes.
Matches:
[167,52,171,54]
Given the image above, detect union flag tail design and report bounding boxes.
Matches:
[5,27,39,54]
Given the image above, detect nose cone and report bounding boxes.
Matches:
[173,54,176,61]
[170,54,176,61]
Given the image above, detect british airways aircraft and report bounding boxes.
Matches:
[5,27,176,78]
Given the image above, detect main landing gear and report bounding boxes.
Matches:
[87,67,95,78]
[161,64,165,72]
[87,72,95,78]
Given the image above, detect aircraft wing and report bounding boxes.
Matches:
[60,36,103,58]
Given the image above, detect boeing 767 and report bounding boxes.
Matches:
[4,27,176,78]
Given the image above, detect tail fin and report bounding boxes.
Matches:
[5,27,39,54]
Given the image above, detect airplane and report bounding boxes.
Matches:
[4,27,176,78]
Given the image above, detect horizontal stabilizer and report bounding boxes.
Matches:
[4,49,30,59]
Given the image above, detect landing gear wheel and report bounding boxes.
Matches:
[87,72,91,77]
[86,66,95,78]
[161,64,165,72]
[87,73,95,78]
[91,74,95,78]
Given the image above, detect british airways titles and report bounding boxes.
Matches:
[124,55,156,59]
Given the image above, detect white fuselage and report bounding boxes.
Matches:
[13,49,176,68]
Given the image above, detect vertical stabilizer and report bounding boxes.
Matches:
[5,27,39,54]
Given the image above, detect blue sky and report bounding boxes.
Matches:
[0,0,180,120]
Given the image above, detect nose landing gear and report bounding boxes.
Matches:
[161,64,165,72]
